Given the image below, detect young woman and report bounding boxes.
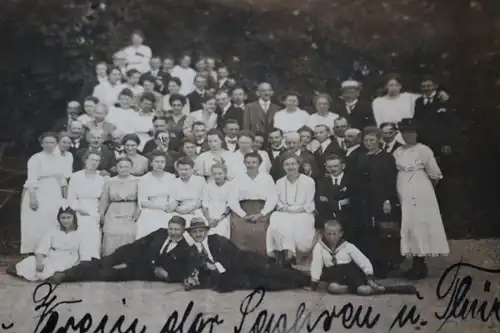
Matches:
[179,136,198,164]
[122,134,148,176]
[8,203,90,281]
[135,151,177,239]
[273,92,310,134]
[190,96,218,130]
[307,93,339,133]
[107,88,138,135]
[92,66,126,107]
[267,154,317,267]
[194,129,235,180]
[232,131,271,176]
[228,152,277,255]
[123,30,152,74]
[165,94,193,140]
[67,152,105,259]
[78,96,99,125]
[253,132,266,151]
[162,77,191,116]
[56,132,74,182]
[201,163,232,239]
[99,157,140,256]
[135,93,156,151]
[21,132,67,254]
[394,119,449,279]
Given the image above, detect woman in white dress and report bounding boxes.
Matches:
[78,96,98,125]
[194,129,235,180]
[170,54,197,96]
[394,119,449,280]
[168,157,207,243]
[232,131,271,176]
[92,66,126,107]
[20,133,67,254]
[135,151,177,239]
[135,93,156,151]
[307,93,339,133]
[67,152,105,259]
[273,92,310,134]
[56,132,74,185]
[123,134,149,176]
[190,96,218,130]
[8,203,90,281]
[202,163,232,239]
[122,30,152,74]
[124,69,145,106]
[267,153,317,267]
[162,77,191,116]
[107,88,138,136]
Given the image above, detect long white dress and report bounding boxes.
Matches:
[202,180,232,239]
[393,144,449,256]
[20,152,67,254]
[273,109,311,134]
[15,228,89,281]
[267,174,316,256]
[194,150,236,180]
[67,170,105,259]
[135,172,176,239]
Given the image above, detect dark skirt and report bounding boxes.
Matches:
[321,262,368,293]
[230,200,269,255]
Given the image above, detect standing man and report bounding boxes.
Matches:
[335,80,375,130]
[187,75,208,112]
[243,82,280,135]
[215,90,243,129]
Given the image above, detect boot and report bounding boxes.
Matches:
[405,257,428,280]
[276,250,286,267]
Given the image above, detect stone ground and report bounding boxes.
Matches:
[0,239,499,333]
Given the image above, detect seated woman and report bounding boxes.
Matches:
[135,151,177,239]
[100,157,140,256]
[168,157,207,242]
[194,129,235,181]
[7,202,90,281]
[309,220,416,295]
[202,163,232,239]
[228,151,277,255]
[182,218,309,293]
[267,153,317,267]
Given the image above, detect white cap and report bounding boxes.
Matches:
[345,128,361,136]
[341,80,361,89]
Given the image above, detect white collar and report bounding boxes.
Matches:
[196,89,205,95]
[259,99,270,105]
[385,139,396,148]
[294,149,301,156]
[320,138,331,150]
[425,91,437,99]
[346,144,359,156]
[234,103,245,109]
[330,172,344,183]
[346,99,358,107]
[222,103,232,113]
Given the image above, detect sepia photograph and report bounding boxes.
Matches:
[0,0,499,332]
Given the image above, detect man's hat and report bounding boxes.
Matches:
[340,80,361,89]
[185,217,210,231]
[397,118,418,132]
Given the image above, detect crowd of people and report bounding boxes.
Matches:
[7,30,453,295]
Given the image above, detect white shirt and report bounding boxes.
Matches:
[336,136,346,151]
[259,99,271,112]
[158,237,180,255]
[170,65,197,95]
[195,150,236,179]
[228,172,278,217]
[232,150,271,176]
[273,109,310,134]
[78,114,93,125]
[372,92,420,126]
[221,103,232,117]
[107,107,138,134]
[92,82,126,107]
[190,110,218,130]
[134,113,154,150]
[345,99,358,114]
[330,172,344,186]
[123,45,152,73]
[383,139,398,153]
[275,174,315,214]
[225,136,238,152]
[307,112,339,133]
[310,240,373,282]
[346,144,360,156]
[196,239,226,273]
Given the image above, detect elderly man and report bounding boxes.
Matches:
[182,217,309,292]
[68,121,88,156]
[52,101,81,132]
[380,122,401,154]
[108,130,126,160]
[243,82,280,135]
[75,129,115,174]
[84,103,116,143]
[334,80,375,130]
[270,131,318,181]
[49,216,193,283]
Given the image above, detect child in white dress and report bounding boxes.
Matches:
[202,163,232,239]
[8,202,90,281]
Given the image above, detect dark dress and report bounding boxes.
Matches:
[184,234,309,293]
[57,229,193,282]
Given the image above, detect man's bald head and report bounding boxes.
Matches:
[256,82,273,101]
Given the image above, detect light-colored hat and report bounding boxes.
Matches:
[340,80,361,89]
[186,217,210,231]
[345,128,361,136]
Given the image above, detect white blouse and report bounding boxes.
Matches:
[228,173,278,217]
[134,113,154,150]
[67,170,105,215]
[310,240,374,282]
[372,92,420,126]
[137,172,176,208]
[231,150,271,176]
[92,82,126,107]
[202,180,232,215]
[123,45,152,74]
[393,144,443,179]
[36,228,89,261]
[170,66,197,96]
[307,112,339,133]
[162,94,191,116]
[194,150,236,179]
[273,109,311,133]
[24,151,68,190]
[190,110,218,130]
[78,114,93,125]
[275,174,315,214]
[170,175,206,204]
[107,107,138,135]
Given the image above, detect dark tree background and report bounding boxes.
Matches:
[0,0,498,248]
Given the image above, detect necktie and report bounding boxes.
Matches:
[340,139,346,151]
[162,240,172,255]
[334,177,339,186]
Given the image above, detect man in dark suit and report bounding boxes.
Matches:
[380,122,402,154]
[270,132,318,181]
[187,75,208,112]
[223,119,240,153]
[315,155,355,240]
[266,128,285,162]
[216,65,236,92]
[182,218,309,292]
[68,121,89,158]
[313,124,344,176]
[78,62,109,102]
[75,129,115,173]
[243,82,280,134]
[141,55,171,94]
[52,101,82,133]
[49,216,193,283]
[215,90,243,129]
[231,86,247,110]
[344,128,364,174]
[334,80,375,131]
